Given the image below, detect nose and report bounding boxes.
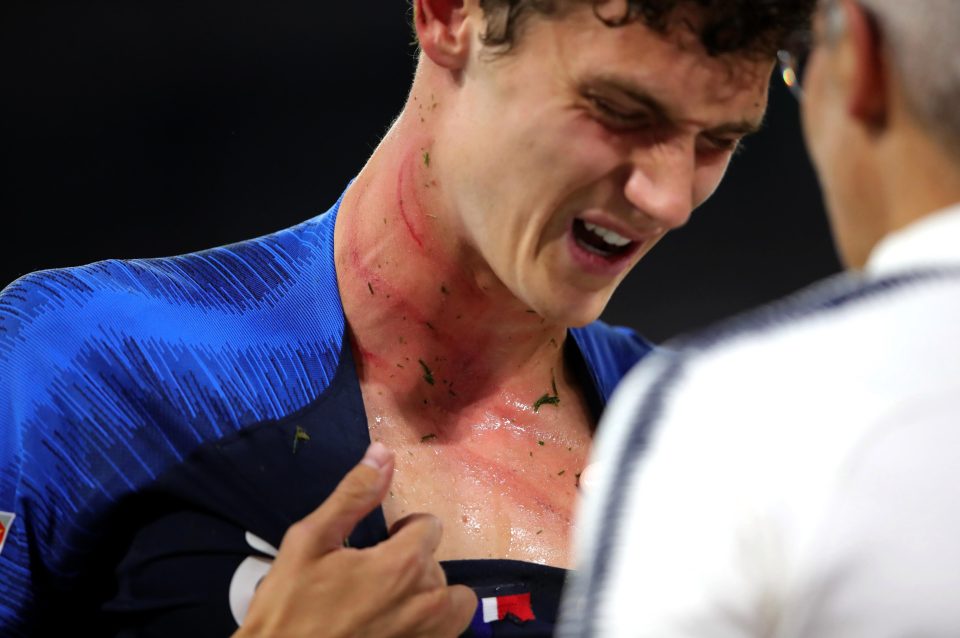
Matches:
[623,142,696,231]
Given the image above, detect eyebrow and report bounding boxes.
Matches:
[582,75,675,121]
[582,74,766,137]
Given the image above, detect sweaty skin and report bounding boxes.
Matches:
[334,2,772,568]
[338,140,593,567]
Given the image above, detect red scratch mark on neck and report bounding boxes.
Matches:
[397,154,425,250]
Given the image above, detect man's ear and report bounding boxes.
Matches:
[844,0,887,127]
[413,0,472,70]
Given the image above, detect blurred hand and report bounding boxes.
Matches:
[233,442,477,638]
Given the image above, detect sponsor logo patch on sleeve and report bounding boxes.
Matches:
[0,512,15,556]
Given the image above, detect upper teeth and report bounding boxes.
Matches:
[583,221,632,247]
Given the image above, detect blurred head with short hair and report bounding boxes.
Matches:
[800,0,960,267]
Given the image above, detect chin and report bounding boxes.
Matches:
[534,290,610,328]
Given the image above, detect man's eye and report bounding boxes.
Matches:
[700,135,742,153]
[589,97,650,128]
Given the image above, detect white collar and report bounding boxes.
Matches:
[865,202,960,276]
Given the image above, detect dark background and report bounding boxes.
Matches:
[2,1,841,343]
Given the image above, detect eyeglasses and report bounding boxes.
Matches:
[777,29,813,101]
[777,0,848,101]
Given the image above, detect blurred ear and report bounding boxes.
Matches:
[413,0,472,70]
[843,0,887,127]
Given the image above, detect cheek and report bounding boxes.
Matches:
[800,96,823,159]
[584,123,643,173]
[548,114,629,176]
[801,88,842,182]
[800,53,831,153]
[512,120,625,224]
[692,157,734,207]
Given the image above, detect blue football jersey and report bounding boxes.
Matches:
[0,191,653,636]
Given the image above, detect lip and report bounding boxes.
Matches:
[566,222,646,277]
[574,209,661,244]
[563,210,661,277]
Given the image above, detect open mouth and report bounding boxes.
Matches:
[571,219,635,259]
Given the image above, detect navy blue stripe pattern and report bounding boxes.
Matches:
[0,198,347,634]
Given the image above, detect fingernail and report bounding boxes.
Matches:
[361,441,391,470]
[579,463,599,492]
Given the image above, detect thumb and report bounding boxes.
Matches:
[448,585,481,635]
[300,442,395,555]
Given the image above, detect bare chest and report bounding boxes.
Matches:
[362,387,593,568]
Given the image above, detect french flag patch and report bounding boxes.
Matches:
[481,593,535,623]
[469,592,535,636]
[0,512,15,556]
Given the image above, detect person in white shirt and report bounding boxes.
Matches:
[560,0,960,636]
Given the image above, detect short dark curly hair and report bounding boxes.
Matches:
[478,0,815,57]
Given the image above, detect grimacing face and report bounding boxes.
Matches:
[445,3,774,327]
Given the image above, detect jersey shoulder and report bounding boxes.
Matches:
[570,320,656,404]
[0,205,347,569]
[0,207,345,435]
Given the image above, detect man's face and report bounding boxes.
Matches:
[445,2,773,326]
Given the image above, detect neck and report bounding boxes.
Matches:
[881,128,960,234]
[334,95,568,415]
[838,121,960,269]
